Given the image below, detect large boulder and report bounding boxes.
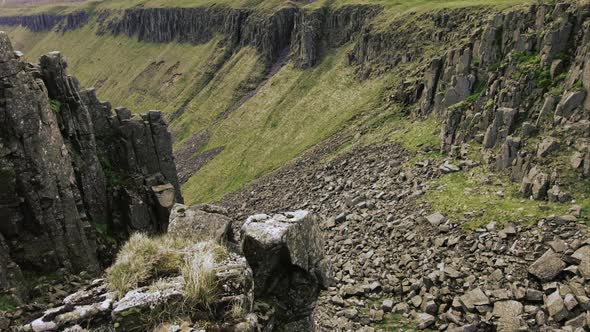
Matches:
[241,211,330,327]
[168,204,233,243]
[554,90,586,122]
[528,249,565,281]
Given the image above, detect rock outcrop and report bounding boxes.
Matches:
[424,3,590,201]
[241,211,330,329]
[0,33,182,298]
[0,11,88,32]
[0,33,99,291]
[21,252,254,332]
[20,210,329,331]
[168,203,233,243]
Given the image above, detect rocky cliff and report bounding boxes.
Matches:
[0,32,182,299]
[0,11,88,32]
[425,3,590,202]
[1,4,379,67]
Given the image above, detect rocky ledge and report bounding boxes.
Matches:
[17,208,329,331]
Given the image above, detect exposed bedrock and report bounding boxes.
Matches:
[0,33,99,293]
[0,33,182,296]
[98,4,379,65]
[1,4,380,67]
[0,11,88,32]
[291,4,381,68]
[19,209,329,331]
[413,3,590,203]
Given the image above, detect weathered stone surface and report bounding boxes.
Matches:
[21,280,114,332]
[528,249,566,281]
[555,90,586,122]
[521,167,550,200]
[493,300,523,332]
[460,288,490,312]
[572,246,590,264]
[168,203,233,243]
[416,312,435,329]
[425,212,446,226]
[241,211,330,327]
[0,33,183,297]
[545,290,568,322]
[497,136,521,169]
[537,137,559,158]
[111,277,184,330]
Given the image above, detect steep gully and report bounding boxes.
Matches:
[1,1,590,330]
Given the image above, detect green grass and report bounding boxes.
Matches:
[106,233,227,298]
[322,105,442,164]
[171,46,266,146]
[390,116,441,152]
[181,47,386,203]
[49,98,61,113]
[0,294,19,312]
[423,165,585,229]
[4,23,224,117]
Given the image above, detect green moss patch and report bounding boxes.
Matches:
[0,294,19,312]
[423,166,575,230]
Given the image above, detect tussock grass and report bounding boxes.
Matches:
[106,234,187,297]
[181,243,218,308]
[106,233,227,299]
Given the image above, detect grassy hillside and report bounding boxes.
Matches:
[0,0,540,17]
[6,24,226,116]
[181,48,386,202]
[1,0,576,206]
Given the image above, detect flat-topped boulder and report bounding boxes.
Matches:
[168,203,233,243]
[241,211,330,328]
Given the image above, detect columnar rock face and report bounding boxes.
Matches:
[0,33,99,290]
[0,11,88,32]
[0,33,182,295]
[291,5,381,68]
[1,4,379,68]
[100,7,247,46]
[422,3,590,201]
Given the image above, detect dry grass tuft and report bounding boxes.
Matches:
[181,241,221,308]
[106,233,228,302]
